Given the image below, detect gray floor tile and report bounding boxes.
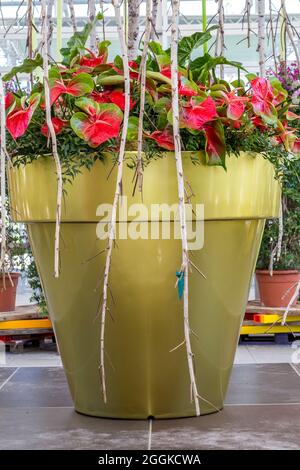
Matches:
[150,405,300,450]
[0,407,148,450]
[226,363,300,404]
[0,368,17,388]
[0,367,72,407]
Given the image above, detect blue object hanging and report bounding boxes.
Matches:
[176,271,184,300]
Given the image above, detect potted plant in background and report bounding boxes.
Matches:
[256,62,300,308]
[0,199,27,311]
[2,4,298,419]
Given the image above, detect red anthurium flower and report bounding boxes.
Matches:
[179,85,198,97]
[181,96,217,130]
[109,89,136,111]
[6,93,41,139]
[41,117,68,137]
[146,128,175,150]
[70,97,123,147]
[90,90,111,103]
[48,72,94,107]
[178,77,198,97]
[251,116,267,131]
[79,48,106,68]
[5,91,15,110]
[112,61,139,80]
[226,92,248,120]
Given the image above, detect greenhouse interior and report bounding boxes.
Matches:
[0,0,300,461]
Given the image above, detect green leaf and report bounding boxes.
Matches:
[190,54,246,83]
[146,71,172,85]
[97,74,126,86]
[127,116,139,141]
[61,13,103,65]
[75,97,99,115]
[154,97,172,113]
[3,54,43,81]
[246,73,258,82]
[177,27,218,67]
[148,41,164,56]
[114,55,123,70]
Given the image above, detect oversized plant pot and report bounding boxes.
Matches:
[256,270,300,307]
[8,151,280,419]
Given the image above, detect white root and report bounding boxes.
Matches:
[88,0,97,50]
[150,0,159,39]
[280,0,300,71]
[67,0,77,33]
[128,0,140,61]
[257,0,266,77]
[215,0,225,79]
[41,0,63,278]
[99,0,131,403]
[46,0,54,49]
[0,76,7,273]
[135,0,152,194]
[281,280,300,325]
[170,0,200,416]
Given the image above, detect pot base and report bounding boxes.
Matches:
[28,219,264,419]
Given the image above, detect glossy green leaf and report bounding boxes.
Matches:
[127,116,139,141]
[3,54,43,81]
[177,27,218,67]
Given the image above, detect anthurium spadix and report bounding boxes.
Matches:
[6,93,41,139]
[70,97,123,147]
[48,70,94,106]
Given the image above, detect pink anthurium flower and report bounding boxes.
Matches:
[291,139,300,155]
[250,77,277,124]
[203,121,226,166]
[181,96,217,130]
[6,93,41,139]
[47,72,94,107]
[251,77,274,101]
[286,110,300,121]
[41,117,68,137]
[70,97,123,147]
[226,91,249,120]
[145,128,175,150]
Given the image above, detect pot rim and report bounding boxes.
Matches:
[0,272,21,278]
[256,269,300,275]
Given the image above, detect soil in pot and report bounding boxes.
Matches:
[256,270,300,308]
[0,273,20,312]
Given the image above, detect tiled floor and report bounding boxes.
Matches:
[0,362,300,450]
[1,343,298,367]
